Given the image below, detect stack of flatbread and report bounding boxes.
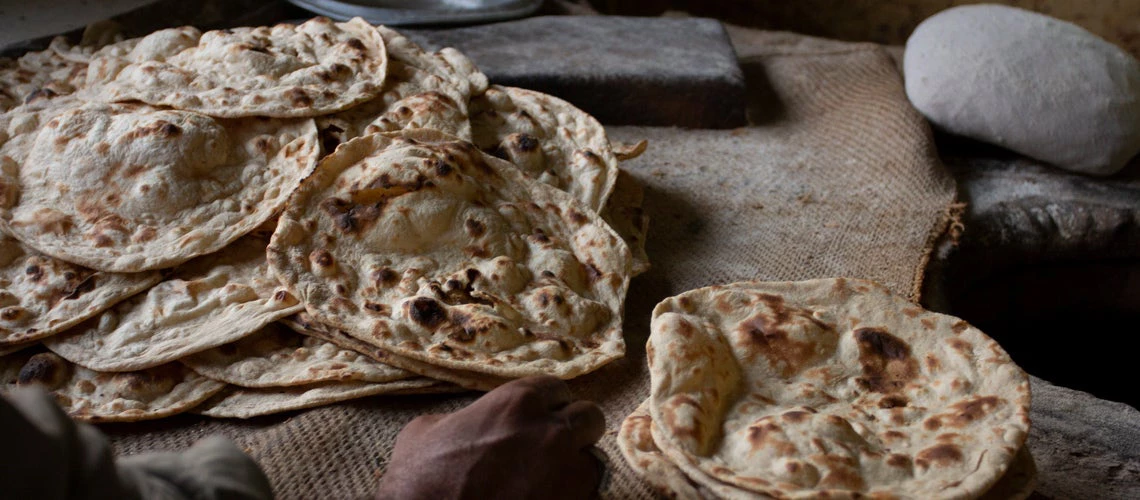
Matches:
[619,278,1035,499]
[0,17,646,420]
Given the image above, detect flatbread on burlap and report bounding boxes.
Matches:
[283,312,507,391]
[470,85,619,212]
[44,236,303,372]
[317,25,486,146]
[82,17,387,118]
[646,278,1031,499]
[268,129,631,379]
[618,399,1038,500]
[1,350,224,422]
[194,377,447,419]
[181,322,414,388]
[0,99,319,272]
[0,233,161,347]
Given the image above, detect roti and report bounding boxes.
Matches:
[470,85,619,212]
[317,25,486,146]
[619,399,1038,500]
[1,349,224,422]
[44,237,303,371]
[268,129,631,379]
[181,322,414,388]
[194,377,445,419]
[0,233,161,347]
[282,312,506,391]
[82,17,388,118]
[0,99,319,272]
[647,278,1031,499]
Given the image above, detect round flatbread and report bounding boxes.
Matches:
[470,85,619,212]
[194,377,444,419]
[317,25,486,147]
[82,17,387,118]
[647,278,1031,499]
[283,312,505,391]
[619,399,1038,500]
[0,233,161,347]
[181,322,414,388]
[1,350,224,422]
[0,99,319,272]
[44,236,303,371]
[268,129,631,379]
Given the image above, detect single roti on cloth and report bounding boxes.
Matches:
[618,399,1038,500]
[181,322,415,388]
[269,129,631,380]
[82,17,387,118]
[0,99,319,272]
[44,237,303,372]
[1,349,224,422]
[0,233,161,348]
[317,25,487,145]
[470,85,619,213]
[283,312,509,391]
[646,278,1031,499]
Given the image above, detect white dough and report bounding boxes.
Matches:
[904,4,1140,176]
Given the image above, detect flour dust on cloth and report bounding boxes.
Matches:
[103,29,957,499]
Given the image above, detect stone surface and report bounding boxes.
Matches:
[1030,376,1140,499]
[943,142,1140,267]
[405,16,747,128]
[904,4,1140,176]
[923,138,1140,408]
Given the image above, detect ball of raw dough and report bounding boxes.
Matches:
[904,4,1140,176]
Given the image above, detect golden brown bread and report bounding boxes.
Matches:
[646,278,1031,499]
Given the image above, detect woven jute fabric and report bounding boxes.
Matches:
[103,29,957,499]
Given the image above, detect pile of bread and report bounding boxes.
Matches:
[0,17,648,420]
[1,15,1037,499]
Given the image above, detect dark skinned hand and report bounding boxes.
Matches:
[375,376,606,500]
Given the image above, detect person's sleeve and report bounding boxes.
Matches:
[0,387,273,500]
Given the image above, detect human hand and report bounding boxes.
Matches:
[375,376,606,500]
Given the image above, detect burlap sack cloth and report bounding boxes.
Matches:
[103,29,957,498]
